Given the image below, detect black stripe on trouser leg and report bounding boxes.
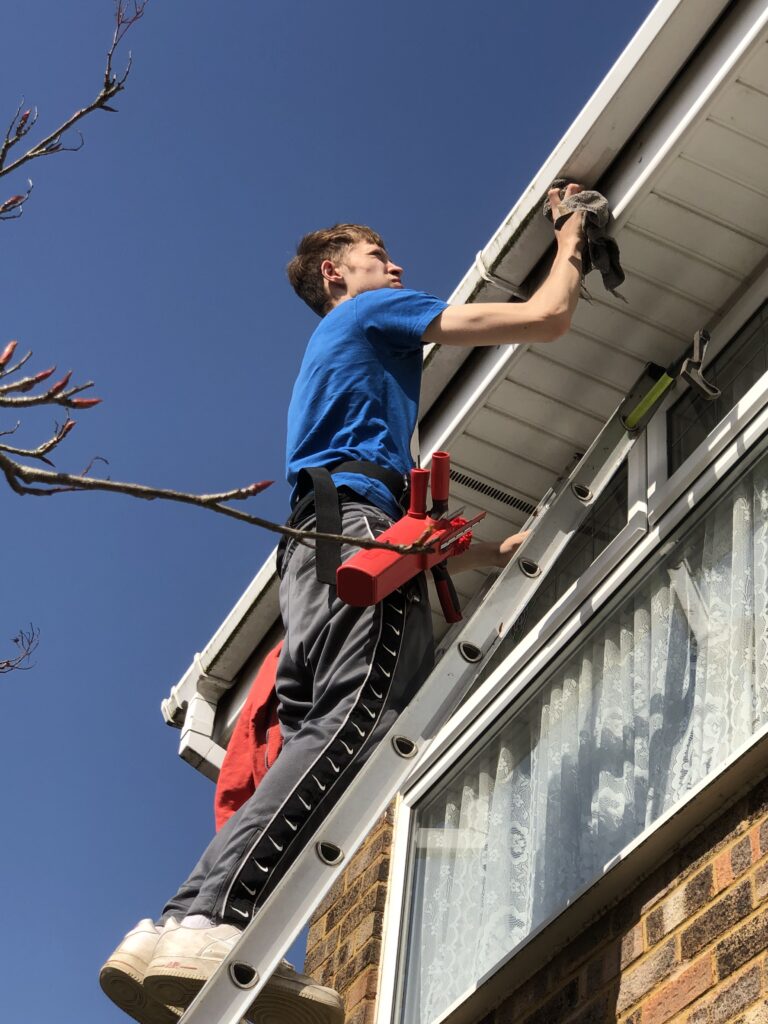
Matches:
[221,587,408,925]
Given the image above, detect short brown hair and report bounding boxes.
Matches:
[287,223,386,316]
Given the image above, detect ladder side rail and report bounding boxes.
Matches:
[180,369,662,1024]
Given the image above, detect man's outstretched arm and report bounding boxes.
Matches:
[423,183,585,347]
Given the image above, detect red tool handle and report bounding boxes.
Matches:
[430,451,450,505]
[408,467,429,518]
[431,562,462,623]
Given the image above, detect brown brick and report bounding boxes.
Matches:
[738,999,768,1024]
[522,977,579,1024]
[647,891,687,947]
[715,910,768,979]
[349,913,381,955]
[686,868,715,915]
[756,864,768,905]
[647,907,666,947]
[643,957,714,1024]
[715,850,734,894]
[320,957,336,987]
[339,883,386,943]
[307,918,325,950]
[686,1003,710,1024]
[497,975,543,1022]
[646,876,709,950]
[710,965,761,1024]
[345,1000,377,1024]
[567,991,613,1024]
[612,897,637,938]
[622,924,645,969]
[618,939,677,1012]
[750,825,763,863]
[312,873,347,921]
[641,870,681,918]
[333,937,351,979]
[559,916,612,975]
[760,818,768,857]
[360,856,391,892]
[497,966,551,1022]
[585,948,612,992]
[325,875,365,932]
[304,928,340,974]
[344,826,392,887]
[336,938,382,993]
[343,965,379,1011]
[681,883,753,960]
[733,837,754,878]
[599,941,622,986]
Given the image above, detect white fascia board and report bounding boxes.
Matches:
[162,0,735,736]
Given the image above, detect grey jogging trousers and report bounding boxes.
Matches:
[160,502,434,926]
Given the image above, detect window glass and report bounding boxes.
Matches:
[476,461,628,686]
[668,300,768,475]
[400,448,768,1024]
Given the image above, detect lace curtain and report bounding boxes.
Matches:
[402,453,768,1024]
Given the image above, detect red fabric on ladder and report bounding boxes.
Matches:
[214,641,284,831]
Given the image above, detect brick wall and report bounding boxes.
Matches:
[492,775,768,1024]
[307,776,768,1024]
[305,805,395,1024]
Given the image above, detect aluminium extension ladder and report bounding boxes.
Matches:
[178,350,709,1024]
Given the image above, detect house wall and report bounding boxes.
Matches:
[305,806,395,1024]
[307,776,768,1024]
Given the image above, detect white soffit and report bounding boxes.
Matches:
[419,0,737,414]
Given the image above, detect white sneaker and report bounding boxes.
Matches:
[99,919,181,1024]
[145,924,344,1024]
[143,921,242,1009]
[244,960,345,1024]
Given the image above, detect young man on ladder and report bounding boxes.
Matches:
[100,184,585,1024]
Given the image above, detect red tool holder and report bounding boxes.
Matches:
[336,452,484,619]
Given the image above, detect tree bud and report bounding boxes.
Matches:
[69,397,102,408]
[0,340,17,366]
[0,195,25,213]
[49,370,73,395]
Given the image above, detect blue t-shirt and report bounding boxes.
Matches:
[286,288,448,519]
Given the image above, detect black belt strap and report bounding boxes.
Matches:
[279,461,409,585]
[331,460,408,505]
[296,466,343,585]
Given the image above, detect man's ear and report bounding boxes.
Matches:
[320,258,344,284]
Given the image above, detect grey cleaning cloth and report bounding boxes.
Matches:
[543,178,626,299]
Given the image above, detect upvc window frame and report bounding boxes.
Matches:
[377,398,768,1024]
[646,266,768,525]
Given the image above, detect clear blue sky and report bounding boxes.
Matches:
[1,1,657,1020]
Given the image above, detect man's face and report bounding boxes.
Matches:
[330,240,404,299]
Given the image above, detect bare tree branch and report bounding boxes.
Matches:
[0,1,148,191]
[0,343,435,555]
[0,625,39,673]
[0,449,429,554]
